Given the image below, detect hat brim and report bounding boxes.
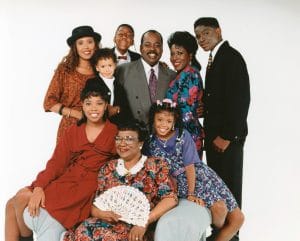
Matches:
[67,32,101,46]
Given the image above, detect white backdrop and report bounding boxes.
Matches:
[1,0,299,240]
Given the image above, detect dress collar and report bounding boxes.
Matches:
[116,155,147,176]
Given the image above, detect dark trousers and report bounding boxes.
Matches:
[205,139,244,207]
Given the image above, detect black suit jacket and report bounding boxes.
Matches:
[204,41,250,142]
[85,76,133,125]
[128,49,141,61]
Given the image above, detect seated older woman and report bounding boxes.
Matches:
[62,120,177,241]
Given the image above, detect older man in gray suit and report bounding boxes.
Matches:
[115,29,176,124]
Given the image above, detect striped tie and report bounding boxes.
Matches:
[207,52,213,71]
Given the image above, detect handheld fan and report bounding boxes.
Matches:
[93,185,150,227]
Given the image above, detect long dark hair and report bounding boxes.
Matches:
[59,39,100,73]
[77,82,110,126]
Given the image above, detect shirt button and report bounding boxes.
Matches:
[207,93,210,96]
[136,96,139,99]
[137,111,141,114]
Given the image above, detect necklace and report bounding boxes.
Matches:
[157,137,168,148]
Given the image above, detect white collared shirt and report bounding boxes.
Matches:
[211,40,225,60]
[114,48,131,65]
[141,59,159,84]
[99,74,115,104]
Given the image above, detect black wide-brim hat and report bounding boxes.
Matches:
[67,25,101,46]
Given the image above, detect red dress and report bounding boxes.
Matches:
[29,121,117,229]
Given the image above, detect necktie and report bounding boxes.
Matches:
[207,52,213,71]
[118,55,127,60]
[149,68,158,103]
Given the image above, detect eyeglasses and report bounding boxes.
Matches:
[115,136,138,145]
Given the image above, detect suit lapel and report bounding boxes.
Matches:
[135,60,152,108]
[211,41,228,69]
[206,41,228,81]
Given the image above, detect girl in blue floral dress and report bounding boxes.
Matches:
[144,100,244,241]
[166,31,204,156]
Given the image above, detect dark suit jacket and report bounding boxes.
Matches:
[115,59,176,124]
[128,49,141,61]
[85,76,133,125]
[204,41,250,142]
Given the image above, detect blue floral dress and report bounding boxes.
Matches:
[166,65,204,155]
[144,129,238,212]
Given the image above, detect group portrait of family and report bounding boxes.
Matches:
[4,16,250,241]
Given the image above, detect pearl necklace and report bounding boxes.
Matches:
[116,155,147,176]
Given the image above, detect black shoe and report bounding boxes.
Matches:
[230,234,239,241]
[19,235,34,241]
[206,231,218,241]
[207,233,239,241]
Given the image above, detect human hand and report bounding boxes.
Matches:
[187,195,205,206]
[159,61,170,69]
[72,109,83,120]
[27,187,45,217]
[196,103,204,117]
[97,210,121,223]
[213,136,230,153]
[129,225,147,241]
[108,105,120,117]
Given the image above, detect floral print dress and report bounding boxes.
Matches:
[166,65,204,155]
[63,156,176,241]
[144,129,238,212]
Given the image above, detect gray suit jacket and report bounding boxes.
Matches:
[116,59,176,124]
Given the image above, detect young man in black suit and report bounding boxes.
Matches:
[194,17,250,241]
[113,24,140,65]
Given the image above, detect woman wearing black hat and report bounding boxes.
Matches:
[43,25,101,142]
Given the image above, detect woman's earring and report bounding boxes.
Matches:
[172,125,175,131]
[139,146,142,150]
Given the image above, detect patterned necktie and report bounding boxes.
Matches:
[149,68,158,103]
[207,52,213,71]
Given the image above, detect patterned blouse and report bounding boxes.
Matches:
[43,64,94,141]
[166,65,204,154]
[62,156,176,241]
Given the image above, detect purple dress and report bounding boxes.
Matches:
[144,129,238,212]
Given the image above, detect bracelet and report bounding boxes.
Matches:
[67,108,72,118]
[187,193,195,196]
[58,104,65,115]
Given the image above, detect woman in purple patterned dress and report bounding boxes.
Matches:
[166,31,204,157]
[144,100,244,241]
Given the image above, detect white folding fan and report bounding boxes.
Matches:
[93,185,150,227]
